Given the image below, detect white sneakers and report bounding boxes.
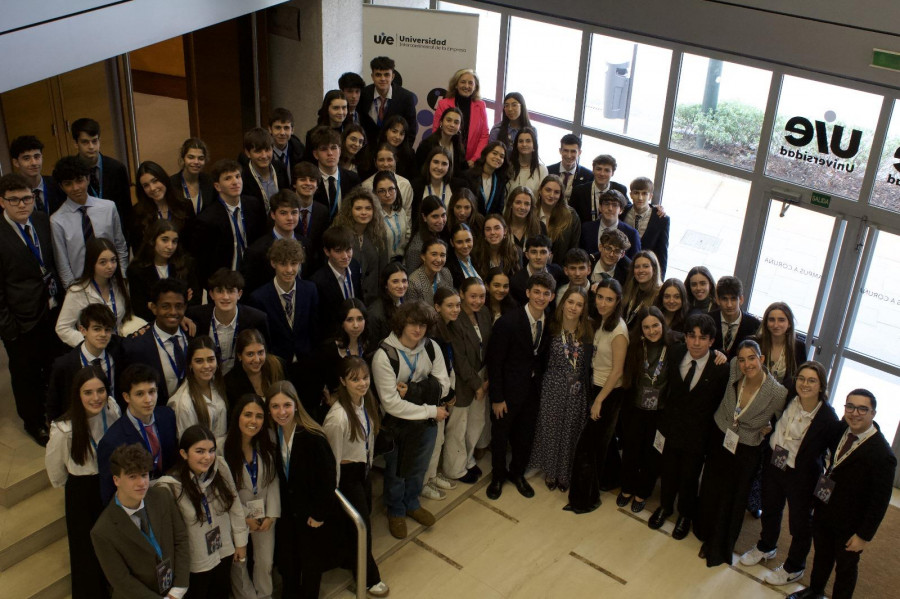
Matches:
[739,546,777,566]
[420,482,446,500]
[764,565,804,586]
[367,581,391,597]
[433,473,458,490]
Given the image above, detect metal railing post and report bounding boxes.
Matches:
[334,489,367,599]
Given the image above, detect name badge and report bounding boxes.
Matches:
[723,428,740,455]
[813,475,835,504]
[568,375,582,397]
[205,526,222,555]
[653,430,665,454]
[640,388,660,411]
[156,558,174,595]
[771,445,789,471]
[246,498,265,520]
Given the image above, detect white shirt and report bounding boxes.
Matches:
[590,260,616,283]
[679,350,710,391]
[168,382,228,450]
[625,206,651,237]
[329,262,354,299]
[323,400,375,485]
[769,397,822,469]
[211,309,238,374]
[45,399,121,485]
[275,278,297,326]
[55,279,129,347]
[153,323,188,397]
[525,306,545,354]
[369,86,394,123]
[721,313,743,351]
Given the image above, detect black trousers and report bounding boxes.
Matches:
[756,457,816,573]
[620,404,660,499]
[3,314,63,430]
[490,386,540,479]
[339,462,381,588]
[567,386,624,512]
[809,523,861,599]
[186,556,232,598]
[66,474,109,599]
[658,442,705,518]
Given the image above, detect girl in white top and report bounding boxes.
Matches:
[506,127,548,197]
[373,170,410,261]
[323,357,389,597]
[45,366,121,598]
[168,335,228,449]
[157,425,248,596]
[224,395,281,599]
[56,237,133,347]
[360,144,415,225]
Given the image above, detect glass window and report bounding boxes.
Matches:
[506,16,581,120]
[670,54,771,170]
[765,75,883,200]
[870,99,900,213]
[584,34,671,144]
[661,160,751,281]
[529,120,573,167]
[847,230,900,367]
[437,3,501,101]
[580,136,658,202]
[833,359,899,445]
[748,203,836,331]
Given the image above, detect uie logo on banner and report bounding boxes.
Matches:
[374,32,394,45]
[778,111,862,173]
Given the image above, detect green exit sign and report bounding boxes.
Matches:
[811,192,831,208]
[873,49,900,72]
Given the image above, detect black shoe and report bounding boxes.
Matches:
[672,516,691,540]
[616,491,631,507]
[26,425,50,447]
[787,589,824,599]
[749,508,762,519]
[545,478,557,491]
[486,477,504,500]
[648,507,670,529]
[511,474,535,498]
[631,497,646,513]
[458,467,481,484]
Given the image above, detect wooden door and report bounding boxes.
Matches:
[0,79,64,167]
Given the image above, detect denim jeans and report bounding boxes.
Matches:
[383,423,438,517]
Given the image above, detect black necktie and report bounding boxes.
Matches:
[328,176,337,208]
[533,320,543,352]
[90,166,101,195]
[171,336,186,377]
[33,188,45,212]
[684,359,697,388]
[78,206,95,242]
[835,433,858,463]
[723,323,737,350]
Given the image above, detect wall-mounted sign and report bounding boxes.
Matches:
[810,192,831,208]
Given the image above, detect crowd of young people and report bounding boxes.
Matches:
[0,54,893,599]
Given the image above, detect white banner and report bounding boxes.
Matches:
[363,5,479,146]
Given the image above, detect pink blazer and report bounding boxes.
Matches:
[432,97,489,164]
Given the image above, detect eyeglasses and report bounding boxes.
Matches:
[375,187,397,196]
[844,403,871,415]
[600,244,625,256]
[3,194,35,206]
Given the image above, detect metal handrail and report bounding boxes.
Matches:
[334,489,366,599]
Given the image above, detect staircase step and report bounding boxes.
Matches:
[0,414,51,508]
[2,536,71,599]
[0,485,66,571]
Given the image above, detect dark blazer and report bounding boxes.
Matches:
[547,162,593,188]
[247,279,319,363]
[409,176,467,232]
[814,421,897,540]
[580,219,641,260]
[312,167,361,222]
[589,253,630,287]
[126,260,202,323]
[462,166,509,215]
[120,328,190,406]
[710,309,761,359]
[450,307,492,407]
[223,354,287,413]
[35,175,66,215]
[487,307,552,407]
[240,162,290,206]
[309,260,363,339]
[570,180,629,225]
[509,264,566,307]
[414,132,467,177]
[47,338,124,420]
[184,195,268,286]
[97,154,133,241]
[0,211,62,340]
[241,230,281,295]
[238,135,306,186]
[549,208,582,266]
[91,485,190,599]
[170,170,217,215]
[298,201,331,272]
[97,406,178,504]
[658,344,730,454]
[185,303,270,348]
[769,399,838,484]
[623,205,670,277]
[357,83,419,141]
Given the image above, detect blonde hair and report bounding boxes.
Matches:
[265,381,325,437]
[446,68,481,101]
[332,188,388,252]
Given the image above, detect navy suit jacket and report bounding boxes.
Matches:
[97,154,134,244]
[120,328,191,406]
[570,180,629,225]
[35,175,65,215]
[240,162,290,207]
[311,168,361,223]
[97,405,178,504]
[623,206,670,277]
[186,303,270,346]
[357,83,419,142]
[486,307,552,406]
[547,163,593,188]
[47,338,124,420]
[710,309,761,359]
[298,201,331,272]
[309,261,363,339]
[509,264,567,307]
[170,170,217,214]
[580,219,641,260]
[248,279,319,363]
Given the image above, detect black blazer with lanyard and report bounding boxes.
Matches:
[462,165,509,215]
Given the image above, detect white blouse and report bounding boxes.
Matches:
[45,399,121,486]
[55,280,128,347]
[168,383,228,450]
[323,400,375,485]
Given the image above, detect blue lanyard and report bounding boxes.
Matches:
[152,328,185,381]
[90,156,104,197]
[182,174,202,214]
[484,173,498,212]
[211,307,239,365]
[115,497,163,559]
[399,349,419,383]
[219,197,247,250]
[244,449,258,495]
[342,272,353,299]
[277,427,291,480]
[200,493,213,525]
[343,340,364,357]
[427,183,447,207]
[81,350,114,394]
[444,341,454,374]
[157,209,172,221]
[89,407,109,451]
[137,418,160,469]
[458,257,479,279]
[92,280,118,331]
[15,219,45,267]
[385,213,401,253]
[327,171,342,219]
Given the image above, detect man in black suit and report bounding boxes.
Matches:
[547,134,593,202]
[71,118,133,238]
[649,314,730,539]
[570,154,629,224]
[486,272,555,500]
[788,389,896,599]
[357,56,419,142]
[120,279,191,406]
[241,127,289,211]
[0,173,66,444]
[268,107,306,184]
[92,444,189,598]
[710,276,760,359]
[310,226,363,340]
[622,176,671,277]
[47,304,122,420]
[309,127,361,222]
[509,235,566,306]
[579,190,641,260]
[9,135,64,215]
[186,268,269,375]
[339,71,373,130]
[185,159,268,286]
[588,229,632,288]
[292,161,330,271]
[242,189,302,294]
[97,364,178,504]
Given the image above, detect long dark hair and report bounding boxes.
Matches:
[172,425,235,524]
[474,140,508,178]
[134,161,193,231]
[509,127,540,179]
[550,287,593,345]
[373,170,402,213]
[654,278,689,333]
[475,213,520,278]
[421,145,454,186]
[594,278,624,332]
[447,188,483,233]
[184,336,226,428]
[379,262,408,323]
[433,287,460,341]
[223,394,277,493]
[494,92,532,148]
[340,123,367,170]
[317,90,348,127]
[539,174,572,242]
[334,357,381,443]
[684,265,717,310]
[757,301,800,378]
[132,219,190,278]
[623,306,669,388]
[74,237,133,321]
[337,298,370,353]
[62,365,109,466]
[235,329,284,392]
[433,107,466,167]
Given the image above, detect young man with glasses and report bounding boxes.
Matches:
[0,173,66,445]
[578,189,641,260]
